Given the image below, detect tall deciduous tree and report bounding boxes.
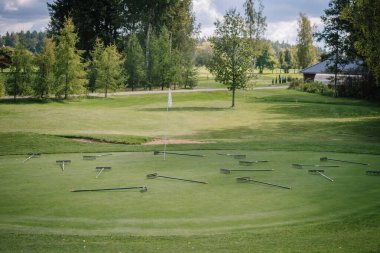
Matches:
[5,43,34,101]
[256,41,276,74]
[345,0,380,85]
[316,0,353,96]
[208,9,252,107]
[54,17,86,99]
[95,44,125,98]
[124,33,146,91]
[34,38,56,98]
[296,13,317,69]
[244,0,267,72]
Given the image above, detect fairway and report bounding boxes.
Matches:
[1,89,380,252]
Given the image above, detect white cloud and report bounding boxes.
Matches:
[3,0,35,11]
[265,16,323,45]
[193,0,223,37]
[0,17,49,34]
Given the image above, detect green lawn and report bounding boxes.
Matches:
[0,88,380,252]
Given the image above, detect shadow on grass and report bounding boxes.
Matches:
[140,106,231,112]
[0,97,74,104]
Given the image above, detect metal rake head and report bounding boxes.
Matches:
[308,169,324,174]
[236,177,251,183]
[146,173,159,179]
[56,160,71,164]
[220,168,231,174]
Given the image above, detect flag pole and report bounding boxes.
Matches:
[163,88,172,160]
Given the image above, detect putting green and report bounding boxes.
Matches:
[0,150,379,236]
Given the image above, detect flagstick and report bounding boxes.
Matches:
[163,88,172,161]
[163,104,169,161]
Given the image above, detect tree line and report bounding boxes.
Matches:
[0,0,198,100]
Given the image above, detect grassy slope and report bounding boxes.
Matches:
[0,88,380,252]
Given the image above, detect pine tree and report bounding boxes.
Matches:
[34,38,56,98]
[95,44,125,98]
[54,17,86,99]
[124,33,146,91]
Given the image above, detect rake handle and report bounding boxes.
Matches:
[247,178,291,190]
[327,158,368,165]
[231,169,273,172]
[158,151,205,157]
[157,175,208,184]
[317,172,334,182]
[72,186,145,192]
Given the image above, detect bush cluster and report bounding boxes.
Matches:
[288,79,333,96]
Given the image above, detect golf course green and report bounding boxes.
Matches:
[0,88,379,252]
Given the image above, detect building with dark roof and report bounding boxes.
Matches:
[300,60,362,84]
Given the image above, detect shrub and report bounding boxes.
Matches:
[289,78,333,96]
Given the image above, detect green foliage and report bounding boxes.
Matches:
[345,0,380,85]
[5,43,34,101]
[296,13,317,69]
[0,46,13,72]
[54,17,86,99]
[95,44,125,97]
[289,79,333,95]
[0,75,4,96]
[208,9,252,107]
[33,38,56,98]
[256,40,277,74]
[124,33,146,91]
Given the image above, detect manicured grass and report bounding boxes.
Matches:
[0,150,379,252]
[1,88,380,252]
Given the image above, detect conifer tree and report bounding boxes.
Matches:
[54,17,86,99]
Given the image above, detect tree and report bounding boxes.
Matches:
[54,17,86,99]
[296,13,317,69]
[344,0,380,85]
[316,0,353,96]
[208,9,252,107]
[5,43,34,101]
[124,33,146,91]
[147,27,174,90]
[34,38,56,98]
[244,0,267,72]
[0,46,13,72]
[256,40,276,74]
[88,38,105,93]
[95,44,125,97]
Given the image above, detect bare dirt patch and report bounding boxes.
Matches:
[143,139,213,145]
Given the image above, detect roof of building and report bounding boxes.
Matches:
[300,60,362,74]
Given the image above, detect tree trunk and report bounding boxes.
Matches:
[231,85,236,108]
[105,85,108,98]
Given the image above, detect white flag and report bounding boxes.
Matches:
[167,88,173,108]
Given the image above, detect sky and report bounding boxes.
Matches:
[0,0,330,45]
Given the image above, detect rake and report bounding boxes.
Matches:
[320,157,369,166]
[83,154,112,160]
[147,173,208,184]
[23,153,41,163]
[366,170,380,176]
[239,160,269,165]
[154,151,205,157]
[217,153,246,159]
[308,169,334,182]
[56,160,71,171]
[292,164,340,169]
[236,177,291,190]
[95,167,111,178]
[71,185,147,193]
[220,168,273,174]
